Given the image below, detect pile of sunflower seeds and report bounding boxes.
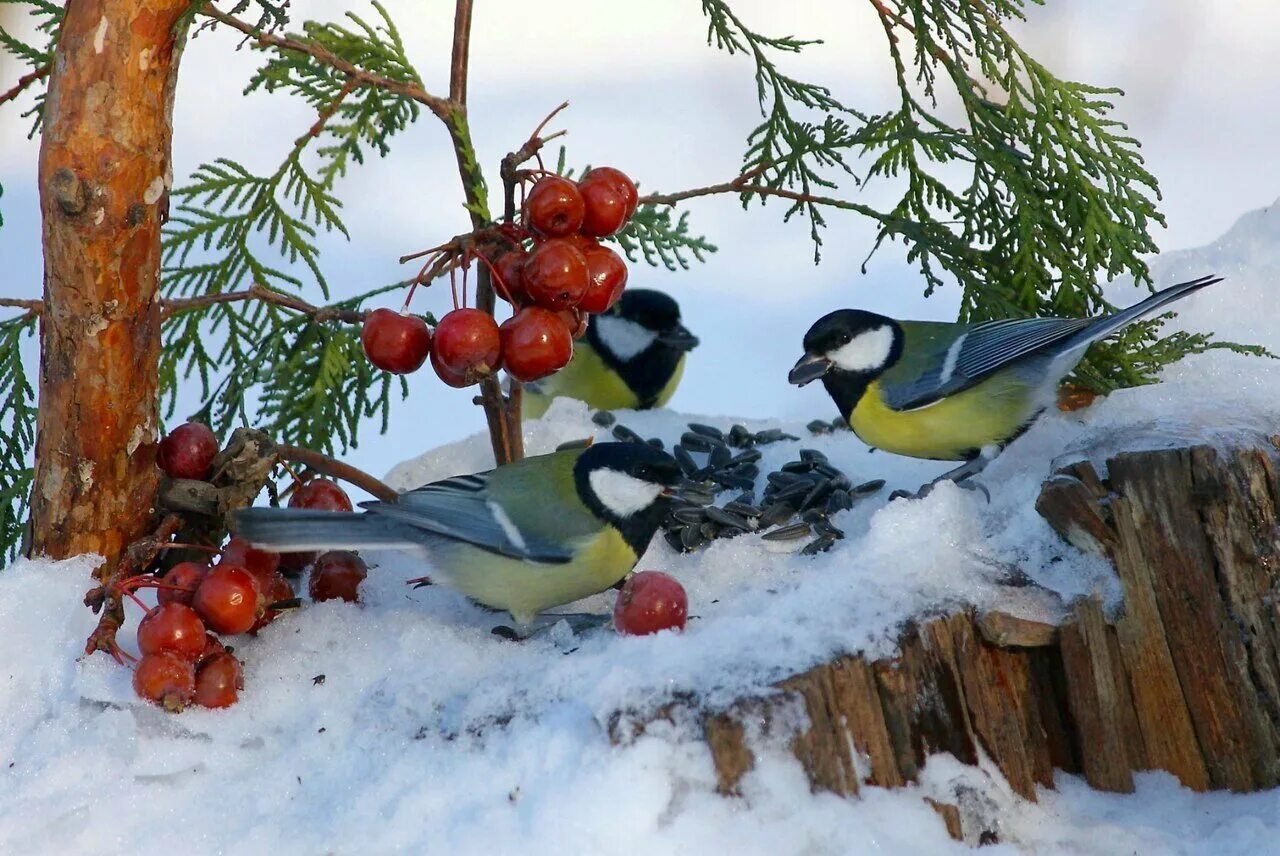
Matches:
[593,412,884,555]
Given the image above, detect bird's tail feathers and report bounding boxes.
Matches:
[1081,274,1222,346]
[234,507,420,553]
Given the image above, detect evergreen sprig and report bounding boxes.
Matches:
[613,206,718,271]
[0,314,37,565]
[160,3,424,452]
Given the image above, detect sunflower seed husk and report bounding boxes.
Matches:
[612,424,644,444]
[853,479,887,496]
[753,428,796,444]
[592,410,617,427]
[826,489,853,514]
[807,419,833,435]
[760,503,796,528]
[815,519,846,539]
[725,501,763,518]
[688,423,726,442]
[728,424,754,447]
[762,522,812,541]
[705,506,752,531]
[680,432,716,453]
[673,507,708,525]
[830,474,852,491]
[801,535,837,555]
[709,444,731,469]
[674,445,699,476]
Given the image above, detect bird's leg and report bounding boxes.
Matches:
[890,446,998,502]
[491,612,612,641]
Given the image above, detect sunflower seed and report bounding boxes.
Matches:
[768,482,812,504]
[732,490,755,506]
[762,522,812,541]
[728,449,762,467]
[801,535,837,555]
[753,428,796,444]
[647,438,665,450]
[674,445,699,476]
[687,423,725,442]
[705,506,751,531]
[680,525,705,550]
[767,471,808,488]
[799,449,828,463]
[728,424,754,447]
[663,529,687,552]
[800,478,833,510]
[556,438,593,451]
[712,471,756,491]
[782,460,815,474]
[853,479,886,496]
[807,419,833,435]
[826,489,853,514]
[760,503,796,528]
[813,463,842,479]
[800,508,827,524]
[612,424,644,444]
[677,485,716,506]
[815,519,846,539]
[680,432,716,453]
[700,521,720,540]
[709,444,731,469]
[731,463,760,481]
[592,410,617,427]
[830,474,852,491]
[725,501,763,518]
[673,507,708,525]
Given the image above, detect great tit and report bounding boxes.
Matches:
[234,442,682,628]
[789,275,1222,491]
[522,289,699,419]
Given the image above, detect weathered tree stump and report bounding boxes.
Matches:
[697,442,1280,843]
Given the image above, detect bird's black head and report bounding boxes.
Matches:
[587,289,698,406]
[574,441,681,555]
[789,310,903,417]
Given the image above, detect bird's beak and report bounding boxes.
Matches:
[657,324,700,352]
[788,353,832,386]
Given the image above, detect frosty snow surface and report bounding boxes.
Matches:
[5,205,1280,852]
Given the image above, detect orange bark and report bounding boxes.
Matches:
[31,0,189,576]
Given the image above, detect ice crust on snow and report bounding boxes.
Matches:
[5,203,1280,852]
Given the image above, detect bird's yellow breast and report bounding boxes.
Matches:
[523,344,685,418]
[850,375,1039,461]
[436,527,638,625]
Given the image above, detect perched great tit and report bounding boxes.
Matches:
[522,289,699,419]
[789,275,1222,492]
[234,442,682,628]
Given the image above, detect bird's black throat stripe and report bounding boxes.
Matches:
[585,326,683,409]
[820,370,873,424]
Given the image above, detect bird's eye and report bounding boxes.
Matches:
[635,465,651,478]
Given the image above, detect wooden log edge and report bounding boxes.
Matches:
[687,441,1280,842]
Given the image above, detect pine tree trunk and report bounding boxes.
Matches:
[30,0,188,577]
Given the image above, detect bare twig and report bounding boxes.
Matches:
[276,443,399,502]
[202,5,454,119]
[449,0,473,104]
[160,283,366,323]
[640,178,881,219]
[0,63,50,107]
[0,297,43,318]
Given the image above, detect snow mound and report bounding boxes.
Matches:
[5,203,1280,852]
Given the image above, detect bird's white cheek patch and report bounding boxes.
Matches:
[594,315,657,362]
[589,469,663,518]
[828,326,895,372]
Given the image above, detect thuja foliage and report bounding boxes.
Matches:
[0,0,1263,565]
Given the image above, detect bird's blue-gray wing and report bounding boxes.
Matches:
[359,471,575,564]
[882,316,1094,411]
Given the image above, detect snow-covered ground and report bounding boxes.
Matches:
[3,205,1280,853]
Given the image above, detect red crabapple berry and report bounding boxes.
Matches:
[220,537,280,588]
[577,241,628,314]
[500,308,574,382]
[134,652,196,711]
[556,307,590,340]
[523,176,585,237]
[431,308,502,386]
[157,561,209,607]
[250,573,296,633]
[577,176,628,238]
[194,653,244,709]
[137,602,208,661]
[289,479,353,512]
[157,422,219,481]
[613,571,688,636]
[361,308,432,374]
[522,238,589,310]
[581,167,638,219]
[193,565,262,635]
[492,247,531,305]
[308,551,368,603]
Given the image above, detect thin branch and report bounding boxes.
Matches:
[295,77,358,147]
[0,298,43,316]
[0,63,50,108]
[160,283,366,323]
[449,0,473,104]
[202,5,454,119]
[640,178,881,219]
[276,444,398,502]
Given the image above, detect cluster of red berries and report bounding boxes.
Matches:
[132,422,370,711]
[361,167,639,385]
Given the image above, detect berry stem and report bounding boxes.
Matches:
[276,443,399,503]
